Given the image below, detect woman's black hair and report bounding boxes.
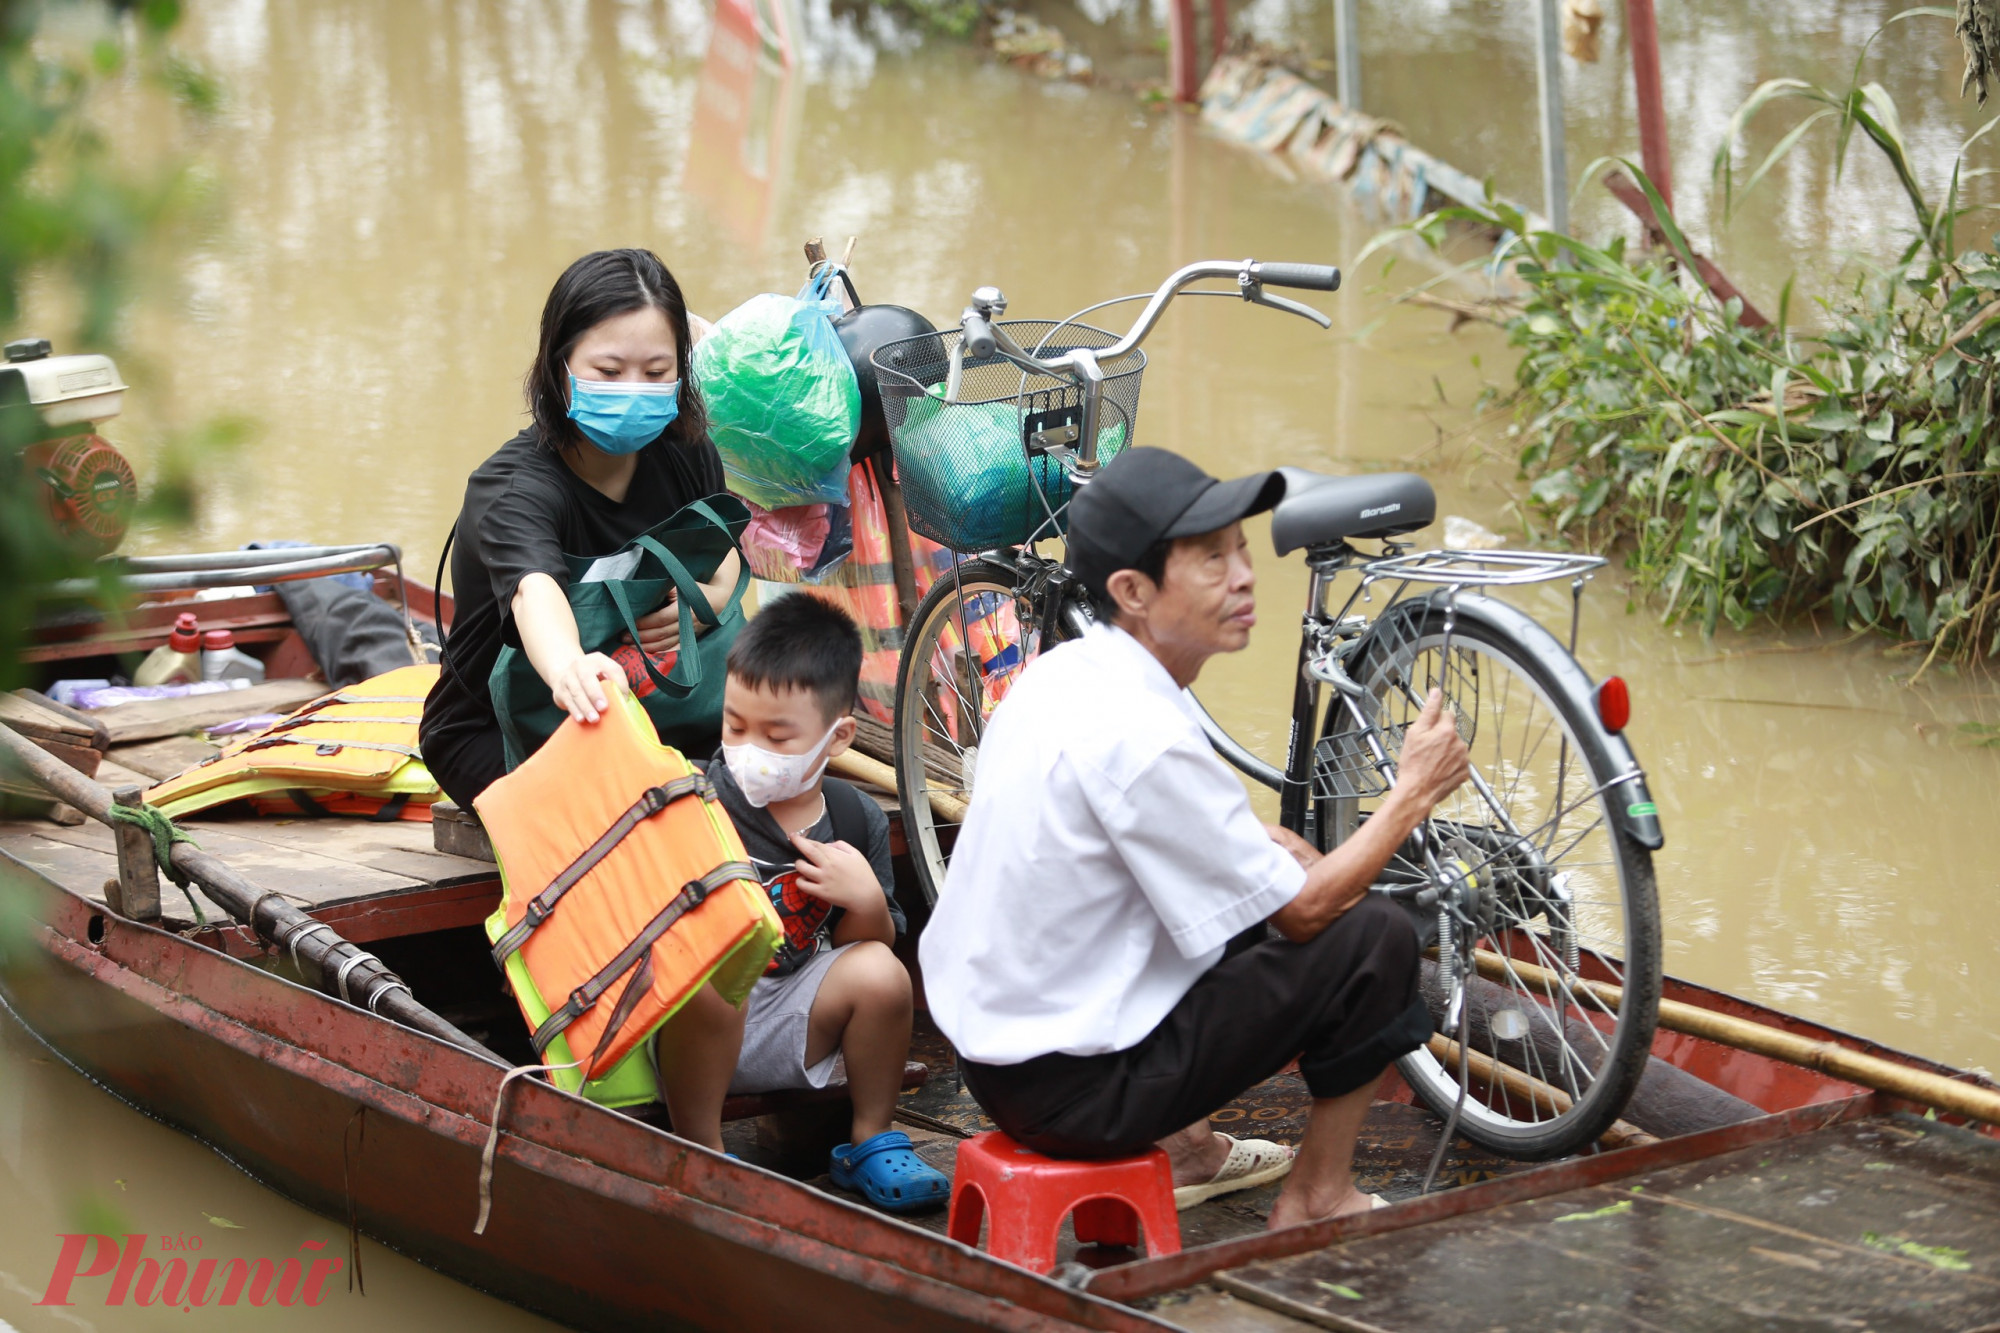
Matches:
[525,248,709,454]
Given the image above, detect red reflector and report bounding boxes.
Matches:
[1596,676,1631,732]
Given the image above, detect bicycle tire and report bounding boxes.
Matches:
[892,557,1033,905]
[1324,600,1661,1159]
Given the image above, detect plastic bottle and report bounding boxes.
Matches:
[133,612,204,687]
[200,629,267,684]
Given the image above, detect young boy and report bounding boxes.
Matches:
[700,593,948,1213]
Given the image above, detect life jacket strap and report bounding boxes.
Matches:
[276,789,413,822]
[237,735,423,760]
[267,714,422,731]
[489,772,717,966]
[526,860,754,1060]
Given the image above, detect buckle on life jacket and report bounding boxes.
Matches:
[523,897,551,929]
[315,742,342,756]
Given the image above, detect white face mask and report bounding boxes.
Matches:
[721,720,841,808]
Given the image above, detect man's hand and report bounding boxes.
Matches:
[1264,822,1321,871]
[549,651,628,724]
[789,833,882,913]
[1268,688,1470,944]
[1390,688,1471,813]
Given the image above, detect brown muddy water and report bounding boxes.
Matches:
[5,2,1998,1328]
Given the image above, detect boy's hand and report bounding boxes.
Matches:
[789,833,881,913]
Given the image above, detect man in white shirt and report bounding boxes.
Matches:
[921,448,1470,1228]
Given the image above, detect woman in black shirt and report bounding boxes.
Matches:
[421,249,741,811]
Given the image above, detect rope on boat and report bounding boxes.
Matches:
[104,799,206,926]
[475,1055,585,1236]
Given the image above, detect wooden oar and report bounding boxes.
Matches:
[1425,1033,1656,1150]
[1471,948,2000,1126]
[828,748,969,825]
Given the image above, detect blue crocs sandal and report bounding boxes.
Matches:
[830,1131,950,1214]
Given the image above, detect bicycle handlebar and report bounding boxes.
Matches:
[962,258,1339,381]
[953,258,1339,472]
[1250,261,1342,292]
[962,308,997,359]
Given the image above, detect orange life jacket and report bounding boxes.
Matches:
[803,460,955,724]
[477,690,780,1101]
[146,664,440,821]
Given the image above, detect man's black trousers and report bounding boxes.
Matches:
[960,894,1432,1159]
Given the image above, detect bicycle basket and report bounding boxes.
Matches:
[870,321,1146,552]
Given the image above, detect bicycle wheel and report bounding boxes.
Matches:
[1321,600,1661,1159]
[892,557,1038,904]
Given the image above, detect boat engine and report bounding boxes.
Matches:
[2,337,135,555]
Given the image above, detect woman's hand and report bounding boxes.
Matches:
[628,601,685,656]
[621,552,743,655]
[549,651,628,724]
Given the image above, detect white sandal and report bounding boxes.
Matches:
[1173,1136,1296,1210]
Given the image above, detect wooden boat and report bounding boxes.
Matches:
[4,569,1998,1331]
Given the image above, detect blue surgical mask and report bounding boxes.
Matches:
[566,374,680,454]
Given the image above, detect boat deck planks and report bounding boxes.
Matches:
[0,810,497,927]
[106,733,220,779]
[1205,1112,2000,1331]
[96,677,328,745]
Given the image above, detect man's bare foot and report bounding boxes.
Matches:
[1158,1125,1232,1188]
[1265,1182,1382,1230]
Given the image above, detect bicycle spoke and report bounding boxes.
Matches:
[1354,609,1655,1155]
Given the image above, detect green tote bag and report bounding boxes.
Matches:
[490,495,751,771]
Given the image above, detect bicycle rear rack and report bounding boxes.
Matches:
[1360,548,1605,588]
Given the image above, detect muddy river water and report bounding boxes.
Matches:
[4,2,1996,1328]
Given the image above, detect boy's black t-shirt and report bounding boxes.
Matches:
[706,751,904,978]
[420,427,726,792]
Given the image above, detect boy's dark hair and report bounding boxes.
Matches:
[525,248,709,456]
[727,595,863,721]
[1083,535,1174,624]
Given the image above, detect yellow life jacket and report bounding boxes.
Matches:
[146,664,441,821]
[477,689,780,1107]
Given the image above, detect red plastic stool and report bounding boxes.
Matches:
[947,1131,1180,1273]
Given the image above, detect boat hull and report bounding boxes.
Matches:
[0,857,1161,1333]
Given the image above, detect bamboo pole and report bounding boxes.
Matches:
[1624,0,1673,210]
[827,748,968,825]
[1471,949,2000,1126]
[0,721,504,1064]
[1426,1033,1656,1150]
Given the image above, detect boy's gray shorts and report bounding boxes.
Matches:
[728,942,851,1095]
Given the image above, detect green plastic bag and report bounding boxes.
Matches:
[693,270,861,509]
[490,496,750,771]
[893,388,1127,552]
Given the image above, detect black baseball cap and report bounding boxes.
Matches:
[1067,447,1287,595]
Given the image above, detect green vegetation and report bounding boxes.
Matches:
[1384,13,2000,673]
[1,0,229,687]
[888,0,986,40]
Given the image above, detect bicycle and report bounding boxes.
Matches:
[869,259,1666,1160]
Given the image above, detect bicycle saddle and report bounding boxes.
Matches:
[1270,467,1436,554]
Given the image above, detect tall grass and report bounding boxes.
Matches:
[1380,13,2000,674]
